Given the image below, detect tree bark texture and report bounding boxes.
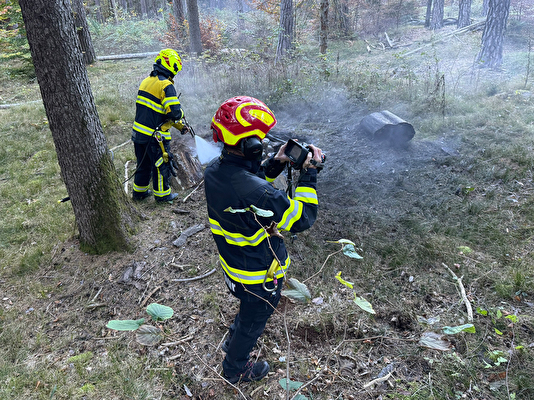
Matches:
[276,0,294,62]
[73,0,96,64]
[457,0,471,28]
[173,0,187,41]
[19,0,136,253]
[94,0,104,23]
[430,0,444,30]
[186,0,203,55]
[425,0,432,27]
[319,0,328,54]
[331,0,350,38]
[475,0,510,68]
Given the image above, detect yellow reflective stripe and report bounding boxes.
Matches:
[266,176,276,183]
[159,130,172,140]
[133,121,155,136]
[155,157,164,167]
[163,96,180,108]
[209,218,268,247]
[133,183,150,192]
[220,255,290,285]
[293,186,318,204]
[277,197,303,231]
[136,95,166,114]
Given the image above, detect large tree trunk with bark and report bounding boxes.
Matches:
[173,0,187,42]
[186,0,203,55]
[73,0,96,65]
[94,0,104,23]
[19,0,136,253]
[276,0,294,62]
[475,0,510,69]
[457,0,471,28]
[425,0,432,27]
[319,0,328,54]
[430,0,444,30]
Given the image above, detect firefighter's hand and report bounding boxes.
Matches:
[180,125,190,135]
[273,141,290,163]
[304,144,324,170]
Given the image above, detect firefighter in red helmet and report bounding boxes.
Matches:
[204,96,323,383]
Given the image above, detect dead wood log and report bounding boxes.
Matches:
[402,20,485,57]
[359,110,415,146]
[96,52,159,61]
[168,131,203,191]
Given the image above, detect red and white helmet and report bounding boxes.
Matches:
[211,96,277,145]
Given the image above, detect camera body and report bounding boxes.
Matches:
[284,139,310,170]
[284,139,325,170]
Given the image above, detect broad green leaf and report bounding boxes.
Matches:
[505,314,518,323]
[342,244,363,259]
[354,294,376,314]
[457,246,473,254]
[224,206,247,213]
[419,331,451,351]
[496,309,502,319]
[282,278,311,303]
[146,303,174,321]
[279,378,303,391]
[515,345,524,350]
[106,318,145,331]
[135,325,164,346]
[442,324,476,335]
[495,328,503,335]
[476,307,488,316]
[249,204,274,217]
[336,271,354,288]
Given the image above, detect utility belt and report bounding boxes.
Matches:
[219,255,290,292]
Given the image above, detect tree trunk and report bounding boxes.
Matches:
[19,0,136,253]
[331,0,350,37]
[276,0,294,62]
[457,0,471,28]
[173,0,186,41]
[236,0,244,31]
[73,0,96,65]
[94,0,104,23]
[110,0,119,23]
[430,0,444,30]
[424,0,432,27]
[482,0,489,16]
[186,0,203,55]
[319,0,328,54]
[120,0,128,14]
[140,0,148,18]
[475,0,510,69]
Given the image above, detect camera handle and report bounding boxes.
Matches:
[286,164,294,198]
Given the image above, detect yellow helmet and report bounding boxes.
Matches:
[155,49,182,75]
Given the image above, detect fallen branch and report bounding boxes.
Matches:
[140,286,161,308]
[97,52,159,61]
[402,20,486,57]
[171,268,217,283]
[363,371,393,389]
[442,263,473,322]
[182,179,204,203]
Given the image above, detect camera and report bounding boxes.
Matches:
[284,139,325,171]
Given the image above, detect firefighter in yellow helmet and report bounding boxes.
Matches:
[131,49,187,203]
[204,96,324,383]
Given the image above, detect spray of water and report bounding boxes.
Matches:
[195,135,222,165]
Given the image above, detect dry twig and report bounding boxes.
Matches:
[442,263,473,322]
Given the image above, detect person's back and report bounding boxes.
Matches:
[204,96,323,384]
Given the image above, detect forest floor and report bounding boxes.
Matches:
[4,89,533,400]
